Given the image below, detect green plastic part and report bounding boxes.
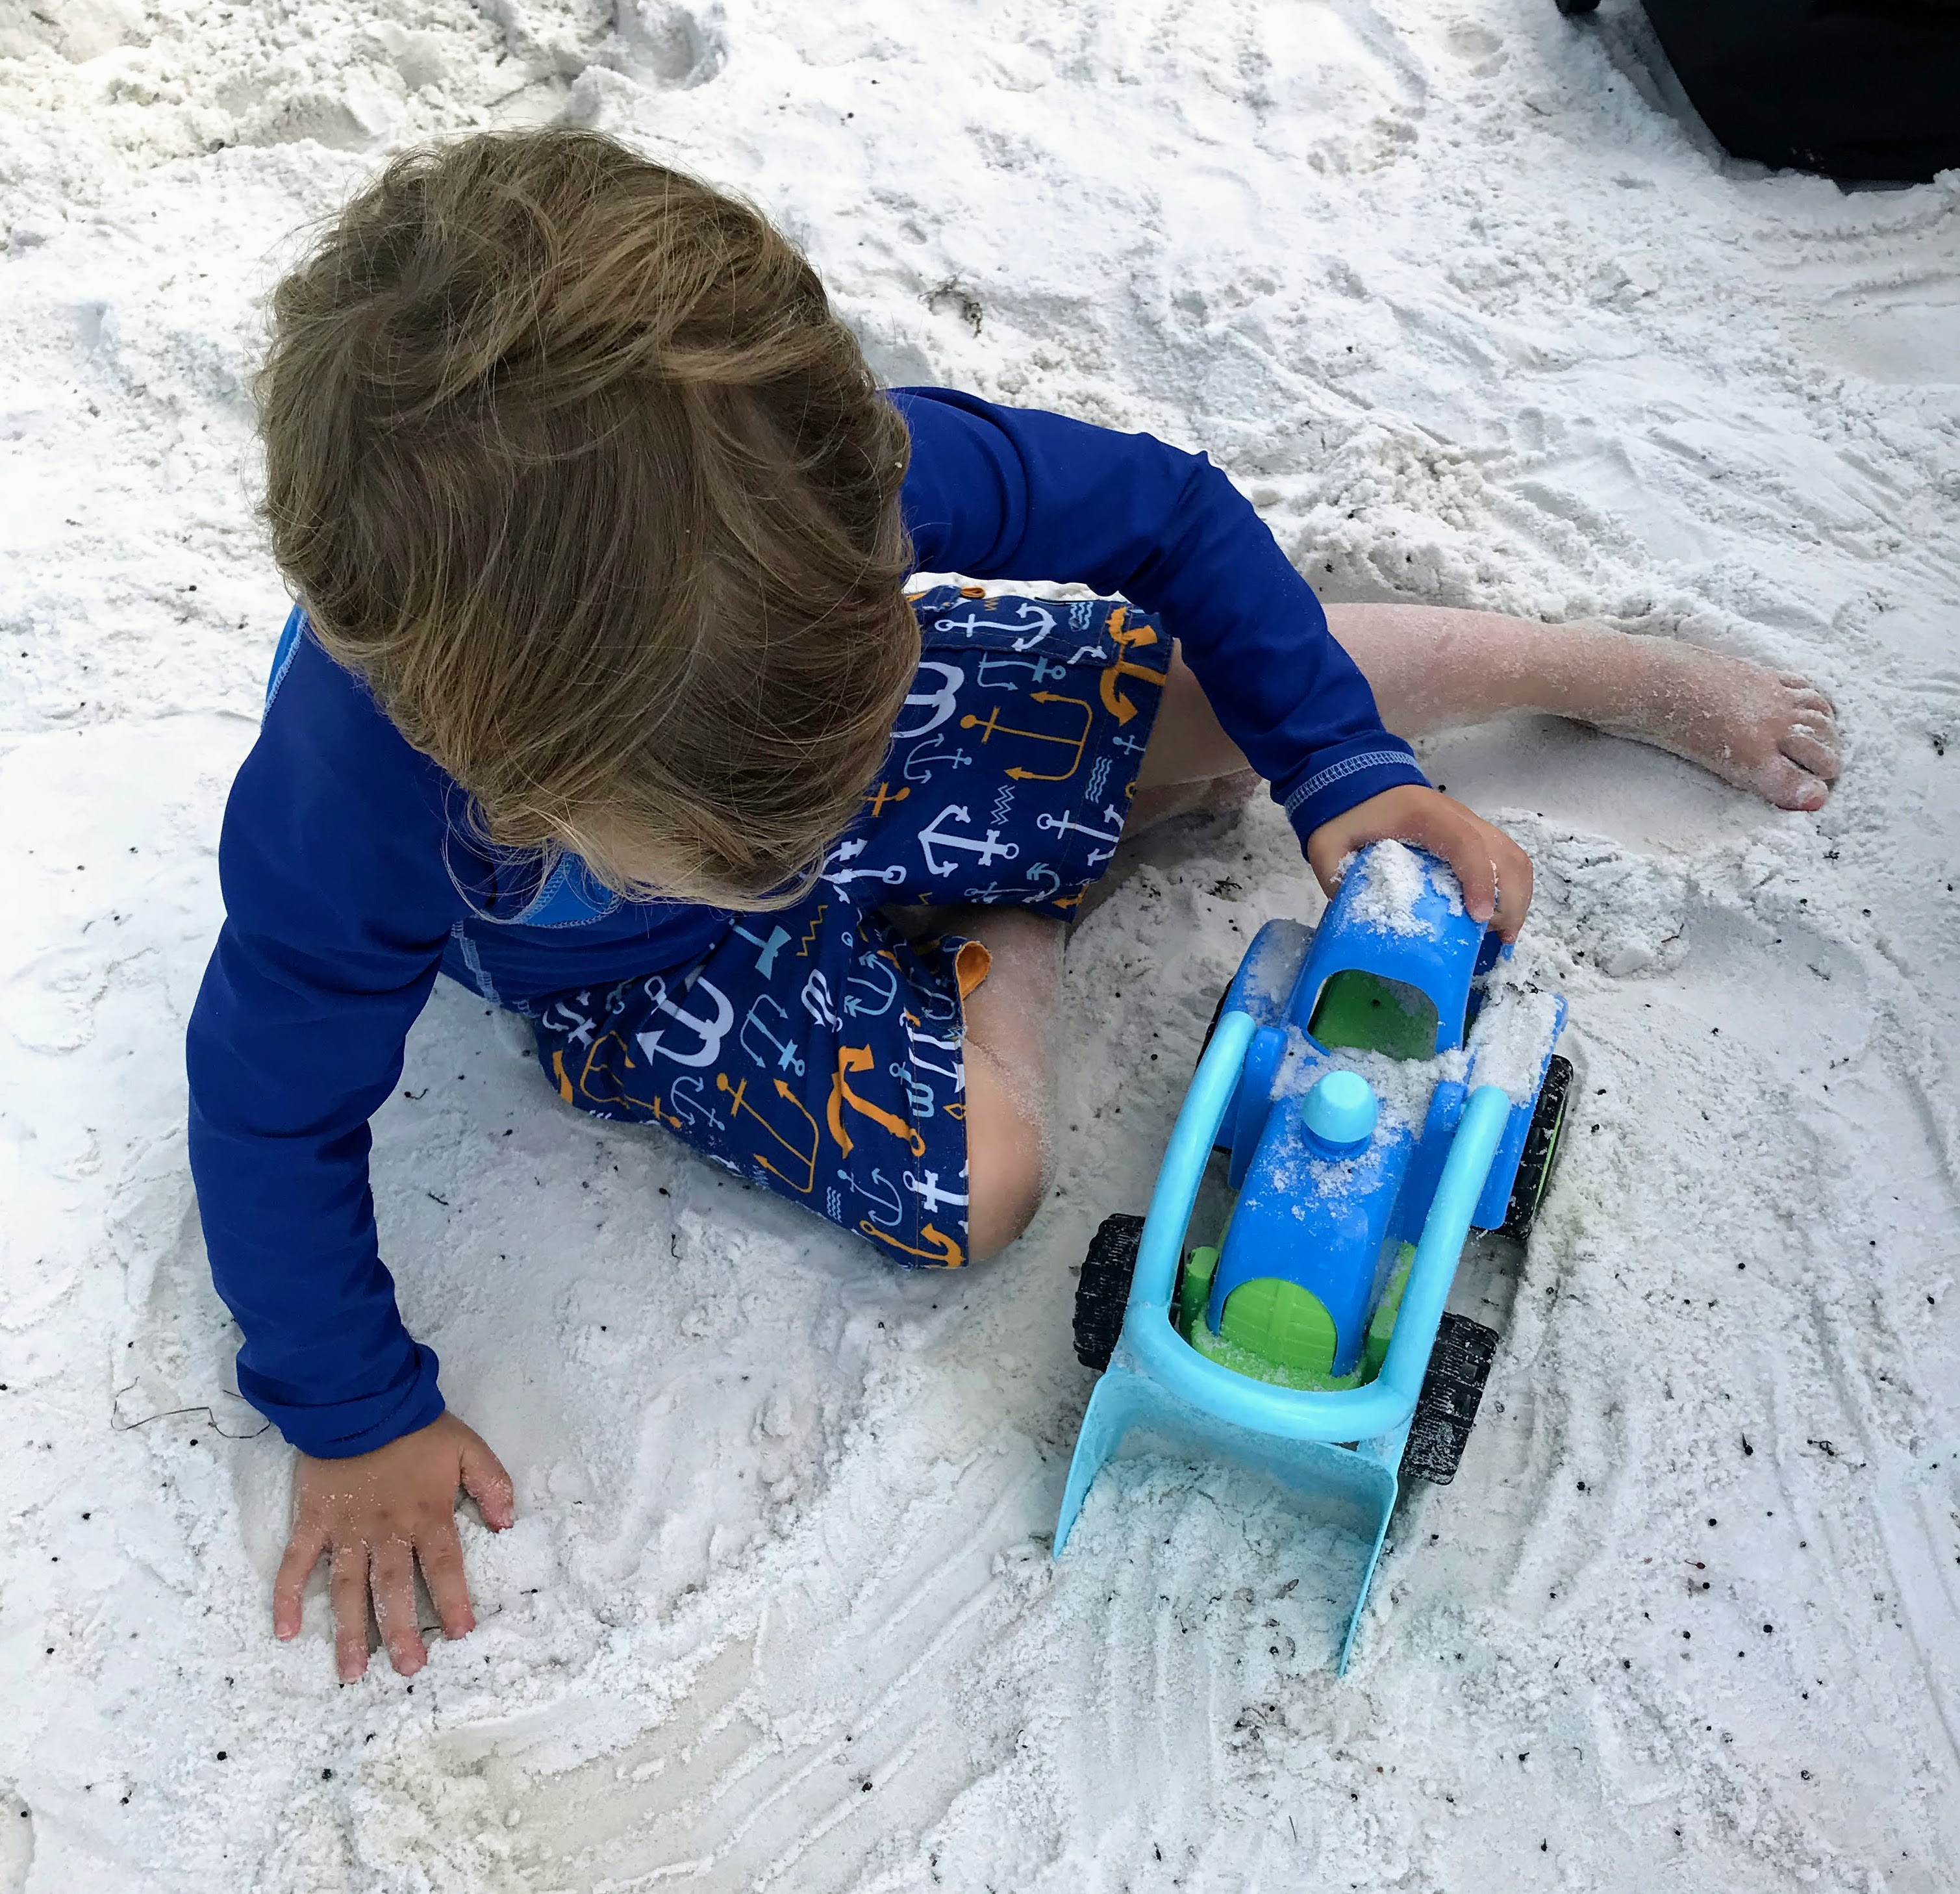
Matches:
[1180,1246,1218,1338]
[1218,1276,1340,1375]
[1308,969,1439,1061]
[1186,1319,1365,1392]
[1530,1108,1564,1217]
[1176,1243,1418,1392]
[1362,1245,1416,1381]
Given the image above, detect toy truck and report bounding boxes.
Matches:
[1053,840,1572,1671]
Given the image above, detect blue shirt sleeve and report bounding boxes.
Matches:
[891,386,1429,839]
[186,632,459,1458]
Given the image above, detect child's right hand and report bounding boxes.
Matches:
[1305,783,1534,941]
[273,1410,516,1681]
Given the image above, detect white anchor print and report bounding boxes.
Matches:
[917,804,1020,877]
[890,660,966,739]
[635,976,734,1068]
[903,1167,970,1215]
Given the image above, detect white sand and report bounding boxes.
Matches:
[3,2,1959,1889]
[1344,837,1449,935]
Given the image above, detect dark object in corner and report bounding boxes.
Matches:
[1595,0,1960,183]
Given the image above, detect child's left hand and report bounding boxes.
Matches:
[1305,784,1533,941]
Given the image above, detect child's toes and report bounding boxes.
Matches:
[1763,753,1832,811]
[1781,726,1840,782]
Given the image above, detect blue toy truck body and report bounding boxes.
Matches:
[1055,844,1570,1672]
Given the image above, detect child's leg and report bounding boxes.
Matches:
[957,663,1270,1256]
[1121,654,1257,828]
[957,906,1066,1258]
[1116,610,1841,821]
[1324,603,1841,812]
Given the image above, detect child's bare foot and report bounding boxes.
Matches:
[1592,644,1841,813]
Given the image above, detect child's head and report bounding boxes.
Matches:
[259,129,917,908]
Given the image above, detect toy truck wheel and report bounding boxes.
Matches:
[1074,1214,1146,1370]
[1499,1053,1573,1243]
[1404,1313,1500,1484]
[1197,986,1228,1066]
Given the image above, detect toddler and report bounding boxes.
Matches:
[188,129,1839,1681]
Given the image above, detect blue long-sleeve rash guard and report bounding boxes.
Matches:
[186,386,1427,1458]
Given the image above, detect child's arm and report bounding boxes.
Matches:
[188,630,511,1674]
[893,388,1530,934]
[190,668,454,1456]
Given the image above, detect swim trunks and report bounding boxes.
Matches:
[529,587,1170,1267]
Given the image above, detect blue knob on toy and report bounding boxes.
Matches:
[1303,1070,1378,1156]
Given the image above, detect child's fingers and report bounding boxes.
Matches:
[369,1537,427,1676]
[1303,828,1344,899]
[1490,837,1534,941]
[459,1434,517,1532]
[1435,820,1498,928]
[273,1521,327,1640]
[416,1517,477,1643]
[1421,805,1533,940]
[329,1544,372,1682]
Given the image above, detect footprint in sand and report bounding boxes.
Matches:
[613,0,728,90]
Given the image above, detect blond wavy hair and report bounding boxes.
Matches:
[258,129,917,908]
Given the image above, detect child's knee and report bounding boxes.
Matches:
[962,1041,1052,1260]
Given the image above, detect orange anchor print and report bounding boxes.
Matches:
[827,1044,927,1159]
[959,693,1092,783]
[1098,607,1167,726]
[859,1221,966,1268]
[558,1037,682,1128]
[716,1071,820,1193]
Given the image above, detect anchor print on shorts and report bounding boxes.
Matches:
[529,588,1168,1267]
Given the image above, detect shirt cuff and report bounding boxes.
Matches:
[1277,737,1430,844]
[237,1341,446,1459]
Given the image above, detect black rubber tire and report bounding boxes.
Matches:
[1403,1313,1501,1485]
[1555,0,1600,14]
[1074,1214,1146,1370]
[1500,1053,1574,1243]
[1198,985,1229,1065]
